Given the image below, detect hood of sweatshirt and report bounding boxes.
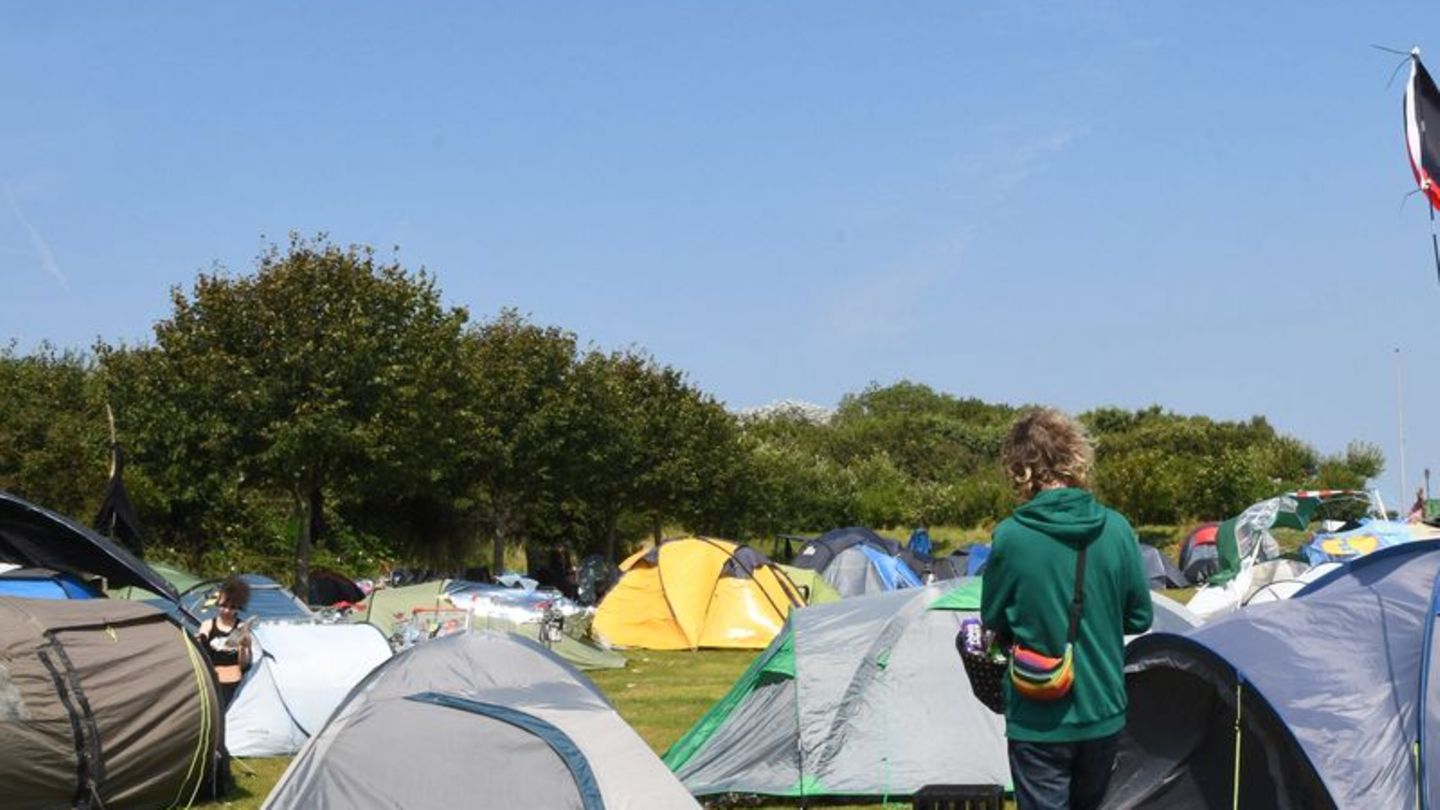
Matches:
[1011,487,1108,547]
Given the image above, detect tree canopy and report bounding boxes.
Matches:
[0,237,1391,583]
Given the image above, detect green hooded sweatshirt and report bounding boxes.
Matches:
[980,487,1152,742]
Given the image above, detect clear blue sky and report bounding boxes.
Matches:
[5,3,1440,508]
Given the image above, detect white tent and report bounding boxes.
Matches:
[226,622,392,757]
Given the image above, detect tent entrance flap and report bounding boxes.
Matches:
[1111,639,1336,810]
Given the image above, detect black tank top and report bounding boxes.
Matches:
[200,620,241,667]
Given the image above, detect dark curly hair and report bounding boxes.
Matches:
[217,575,251,611]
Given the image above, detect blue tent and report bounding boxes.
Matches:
[858,544,923,591]
[0,568,99,599]
[183,574,314,623]
[792,527,922,597]
[1301,518,1429,565]
[1105,539,1440,809]
[964,544,991,576]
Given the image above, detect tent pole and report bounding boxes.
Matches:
[1232,681,1243,810]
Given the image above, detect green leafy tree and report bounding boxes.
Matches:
[1316,441,1385,491]
[460,309,579,574]
[831,381,1014,484]
[105,235,473,591]
[0,343,110,516]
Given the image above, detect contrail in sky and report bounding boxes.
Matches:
[4,184,68,291]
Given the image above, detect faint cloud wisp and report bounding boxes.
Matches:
[978,126,1088,197]
[4,184,68,291]
[818,125,1085,344]
[820,243,962,342]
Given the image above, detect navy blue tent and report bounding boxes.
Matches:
[1105,540,1440,809]
[183,574,314,623]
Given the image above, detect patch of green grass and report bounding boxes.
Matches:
[194,756,289,810]
[589,649,760,754]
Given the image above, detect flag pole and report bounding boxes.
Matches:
[1396,347,1408,516]
[1430,204,1440,284]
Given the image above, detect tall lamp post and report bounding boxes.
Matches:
[1397,348,1408,518]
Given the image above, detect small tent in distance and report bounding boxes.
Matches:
[594,536,803,650]
[790,526,923,597]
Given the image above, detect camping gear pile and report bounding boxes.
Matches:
[1185,489,1440,620]
[354,576,626,670]
[445,578,592,635]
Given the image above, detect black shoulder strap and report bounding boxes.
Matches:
[1066,544,1088,643]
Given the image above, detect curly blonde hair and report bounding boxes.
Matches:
[1000,407,1094,500]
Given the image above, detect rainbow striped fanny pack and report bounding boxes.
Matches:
[1010,642,1075,700]
[1009,543,1088,702]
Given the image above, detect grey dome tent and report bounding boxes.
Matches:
[791,526,922,597]
[664,581,1009,801]
[1104,539,1440,810]
[665,580,1201,803]
[263,630,698,809]
[1139,543,1189,589]
[0,596,221,809]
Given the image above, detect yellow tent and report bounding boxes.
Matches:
[593,537,804,650]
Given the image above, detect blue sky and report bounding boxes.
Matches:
[5,3,1440,508]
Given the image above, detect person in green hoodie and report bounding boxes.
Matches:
[981,407,1152,810]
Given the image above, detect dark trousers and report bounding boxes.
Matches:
[1008,733,1119,810]
[215,680,239,795]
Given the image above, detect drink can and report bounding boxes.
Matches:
[960,617,983,655]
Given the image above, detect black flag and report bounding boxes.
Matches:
[1403,51,1440,281]
[93,446,145,558]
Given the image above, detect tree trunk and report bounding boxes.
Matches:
[491,506,508,578]
[293,494,311,598]
[604,513,618,564]
[185,526,205,573]
[308,485,326,550]
[523,540,546,579]
[652,514,663,545]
